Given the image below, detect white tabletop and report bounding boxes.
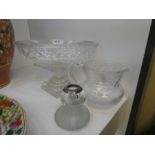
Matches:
[0,65,127,135]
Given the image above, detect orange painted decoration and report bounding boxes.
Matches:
[0,19,14,87]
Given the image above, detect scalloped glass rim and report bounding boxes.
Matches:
[15,40,99,48]
[15,39,99,68]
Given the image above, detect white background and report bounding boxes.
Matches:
[11,19,31,69]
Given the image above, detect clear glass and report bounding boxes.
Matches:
[69,59,128,108]
[55,84,90,130]
[15,39,98,98]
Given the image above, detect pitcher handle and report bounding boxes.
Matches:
[68,60,87,85]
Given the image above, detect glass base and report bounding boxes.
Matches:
[42,75,70,98]
[55,105,90,130]
[85,84,124,109]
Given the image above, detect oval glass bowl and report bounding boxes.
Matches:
[0,95,26,135]
[15,39,98,98]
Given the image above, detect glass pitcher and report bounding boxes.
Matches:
[69,59,128,108]
[55,84,90,130]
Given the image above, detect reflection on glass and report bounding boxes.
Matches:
[15,39,98,98]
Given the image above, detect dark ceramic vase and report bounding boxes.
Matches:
[0,19,14,88]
